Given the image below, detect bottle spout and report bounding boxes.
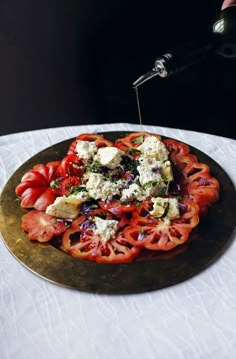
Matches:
[133,68,161,88]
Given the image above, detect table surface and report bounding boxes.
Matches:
[0,123,236,359]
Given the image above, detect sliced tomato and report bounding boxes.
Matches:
[181,160,220,214]
[98,200,136,217]
[21,210,67,242]
[114,132,161,151]
[54,176,82,196]
[131,200,159,227]
[124,223,191,251]
[16,162,61,210]
[67,133,113,155]
[57,154,84,178]
[163,138,190,162]
[124,198,199,251]
[61,227,140,263]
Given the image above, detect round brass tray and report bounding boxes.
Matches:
[0,132,235,294]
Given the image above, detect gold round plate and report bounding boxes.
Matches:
[0,132,236,294]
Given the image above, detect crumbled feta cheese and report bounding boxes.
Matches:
[150,197,180,221]
[160,161,174,181]
[75,140,97,160]
[73,191,90,202]
[138,136,169,161]
[137,157,162,186]
[93,216,119,242]
[120,183,147,202]
[167,198,180,220]
[96,147,124,169]
[46,195,84,219]
[85,173,120,201]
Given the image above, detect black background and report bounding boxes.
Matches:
[0,0,235,138]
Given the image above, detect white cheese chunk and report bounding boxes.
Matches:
[150,197,180,221]
[96,147,124,169]
[93,216,119,242]
[137,157,162,186]
[137,157,166,196]
[160,161,174,181]
[85,173,120,201]
[120,183,147,202]
[138,136,169,161]
[75,140,97,160]
[46,195,85,219]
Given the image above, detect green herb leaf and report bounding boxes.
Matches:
[143,181,158,188]
[156,186,167,196]
[50,180,60,189]
[132,135,144,144]
[89,204,99,209]
[69,186,87,195]
[85,160,101,173]
[125,148,141,155]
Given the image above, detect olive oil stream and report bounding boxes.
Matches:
[134,87,143,131]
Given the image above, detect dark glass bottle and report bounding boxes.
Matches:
[133,5,236,87]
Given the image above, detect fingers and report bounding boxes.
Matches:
[222,0,236,10]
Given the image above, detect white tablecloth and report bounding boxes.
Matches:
[1,123,236,359]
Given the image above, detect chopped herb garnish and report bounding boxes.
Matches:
[85,160,101,173]
[162,175,170,182]
[50,180,60,189]
[121,157,139,175]
[89,204,98,209]
[156,186,167,196]
[125,148,141,155]
[143,181,158,188]
[69,186,87,195]
[176,195,183,201]
[183,181,189,186]
[132,135,144,144]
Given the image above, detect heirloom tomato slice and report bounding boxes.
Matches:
[21,210,67,242]
[124,199,199,251]
[67,133,113,155]
[98,200,136,217]
[15,162,61,211]
[57,154,84,178]
[124,223,191,251]
[62,227,140,263]
[163,138,190,162]
[114,132,161,151]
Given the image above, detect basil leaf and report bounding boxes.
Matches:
[69,186,87,195]
[132,135,144,144]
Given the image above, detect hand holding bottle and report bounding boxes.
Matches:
[222,0,236,10]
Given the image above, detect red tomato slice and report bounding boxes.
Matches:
[22,210,67,242]
[181,160,220,214]
[114,132,161,151]
[20,170,48,186]
[124,223,191,251]
[67,133,113,155]
[163,138,190,161]
[124,198,199,251]
[55,176,82,196]
[62,227,140,263]
[57,154,84,178]
[15,162,61,210]
[98,200,136,217]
